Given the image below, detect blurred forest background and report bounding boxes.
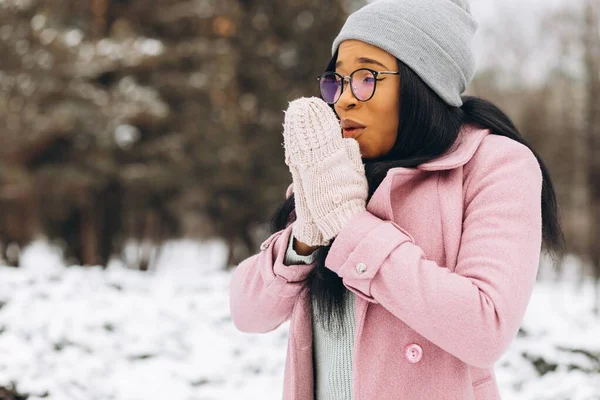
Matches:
[0,0,598,280]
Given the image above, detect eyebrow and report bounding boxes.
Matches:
[335,57,389,70]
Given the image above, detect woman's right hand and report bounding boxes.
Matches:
[282,100,329,247]
[282,97,367,246]
[293,236,321,256]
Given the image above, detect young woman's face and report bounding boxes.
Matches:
[334,40,400,160]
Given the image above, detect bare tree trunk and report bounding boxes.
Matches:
[81,204,98,266]
[583,0,600,314]
[91,0,108,37]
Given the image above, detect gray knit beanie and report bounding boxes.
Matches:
[331,0,478,107]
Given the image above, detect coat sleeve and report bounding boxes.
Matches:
[324,142,543,368]
[229,183,317,333]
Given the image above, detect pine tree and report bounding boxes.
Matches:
[0,0,349,268]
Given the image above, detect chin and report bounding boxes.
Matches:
[363,150,388,162]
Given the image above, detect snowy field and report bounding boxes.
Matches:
[0,240,599,400]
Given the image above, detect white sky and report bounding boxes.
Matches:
[470,0,587,86]
[361,0,589,86]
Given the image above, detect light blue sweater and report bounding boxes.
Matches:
[283,233,355,400]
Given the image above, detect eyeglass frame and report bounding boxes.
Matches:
[316,67,400,104]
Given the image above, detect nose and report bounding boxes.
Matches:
[336,76,358,109]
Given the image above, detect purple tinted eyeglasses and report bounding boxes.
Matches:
[317,68,400,105]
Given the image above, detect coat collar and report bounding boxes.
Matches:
[388,124,490,174]
[366,124,491,220]
[285,125,490,200]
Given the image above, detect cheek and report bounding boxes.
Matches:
[372,88,399,123]
[360,125,396,158]
[382,124,398,152]
[383,97,400,129]
[373,101,399,150]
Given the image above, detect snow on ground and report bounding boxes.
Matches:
[0,240,599,399]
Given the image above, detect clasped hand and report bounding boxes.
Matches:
[282,97,368,246]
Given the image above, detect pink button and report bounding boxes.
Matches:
[405,343,423,363]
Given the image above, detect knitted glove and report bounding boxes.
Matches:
[287,164,326,246]
[282,102,326,246]
[283,97,368,244]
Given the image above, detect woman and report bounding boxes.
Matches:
[229,0,565,399]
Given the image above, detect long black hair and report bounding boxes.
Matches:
[270,50,566,335]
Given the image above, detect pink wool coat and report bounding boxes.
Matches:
[229,124,543,400]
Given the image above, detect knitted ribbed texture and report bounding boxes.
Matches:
[282,97,368,245]
[312,290,355,400]
[289,166,327,246]
[282,234,355,399]
[282,232,320,266]
[330,0,478,107]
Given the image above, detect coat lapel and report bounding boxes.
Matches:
[366,124,490,221]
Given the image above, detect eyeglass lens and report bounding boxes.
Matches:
[319,69,376,104]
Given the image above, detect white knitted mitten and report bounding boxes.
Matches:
[283,103,327,246]
[283,97,368,244]
[288,165,326,246]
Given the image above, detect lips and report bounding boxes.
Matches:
[342,127,365,139]
[341,119,365,129]
[341,119,366,139]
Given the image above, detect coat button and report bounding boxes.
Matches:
[356,262,367,273]
[333,193,342,204]
[405,343,423,363]
[260,242,269,251]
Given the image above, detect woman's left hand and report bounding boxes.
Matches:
[282,97,368,243]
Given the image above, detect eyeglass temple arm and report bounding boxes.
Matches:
[317,71,399,79]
